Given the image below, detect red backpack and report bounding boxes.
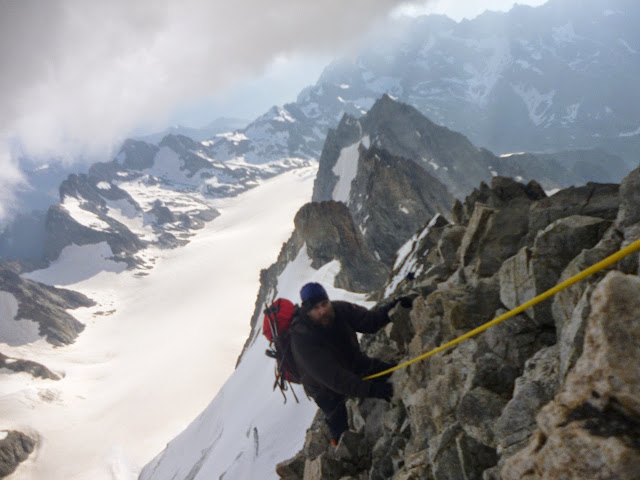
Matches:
[263,298,302,403]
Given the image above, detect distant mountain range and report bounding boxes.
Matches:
[134,117,249,144]
[203,0,640,167]
[4,0,639,262]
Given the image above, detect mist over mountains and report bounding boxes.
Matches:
[3,0,638,262]
[202,0,639,169]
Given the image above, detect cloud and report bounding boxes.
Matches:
[0,0,423,220]
[0,0,410,157]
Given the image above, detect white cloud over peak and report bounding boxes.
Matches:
[0,0,414,219]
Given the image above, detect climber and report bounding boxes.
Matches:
[289,282,413,445]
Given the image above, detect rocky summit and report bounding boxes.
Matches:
[276,167,640,480]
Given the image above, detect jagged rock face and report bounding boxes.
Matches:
[293,201,389,294]
[499,215,612,325]
[312,99,456,269]
[313,95,505,201]
[502,272,640,480]
[277,170,633,479]
[119,139,158,170]
[453,176,546,226]
[0,431,36,478]
[617,166,640,230]
[313,96,619,206]
[527,182,620,238]
[359,95,509,199]
[244,201,389,339]
[454,177,546,278]
[44,201,146,267]
[349,146,453,267]
[0,265,93,346]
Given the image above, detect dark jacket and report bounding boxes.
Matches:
[289,300,392,400]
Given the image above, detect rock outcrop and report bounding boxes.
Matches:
[349,146,453,267]
[246,201,389,338]
[277,168,640,479]
[0,431,36,478]
[0,352,59,380]
[0,264,94,346]
[501,271,640,480]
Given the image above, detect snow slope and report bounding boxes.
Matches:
[140,244,374,480]
[1,166,317,480]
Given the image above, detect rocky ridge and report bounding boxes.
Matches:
[202,0,639,174]
[0,264,94,346]
[276,167,640,480]
[246,115,456,337]
[44,134,306,267]
[313,96,627,203]
[317,0,640,164]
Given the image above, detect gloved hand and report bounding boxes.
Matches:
[369,380,394,401]
[394,294,416,309]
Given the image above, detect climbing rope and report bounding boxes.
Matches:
[364,236,640,380]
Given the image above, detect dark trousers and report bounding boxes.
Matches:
[310,357,394,443]
[313,391,349,443]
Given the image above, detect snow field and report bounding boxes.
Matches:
[140,241,373,480]
[0,166,317,480]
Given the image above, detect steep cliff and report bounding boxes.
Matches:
[277,168,640,480]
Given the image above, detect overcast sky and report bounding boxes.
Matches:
[0,0,548,220]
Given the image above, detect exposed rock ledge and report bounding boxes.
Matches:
[0,431,36,479]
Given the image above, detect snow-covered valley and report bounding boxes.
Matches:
[1,166,317,480]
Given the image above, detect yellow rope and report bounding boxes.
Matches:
[364,236,640,380]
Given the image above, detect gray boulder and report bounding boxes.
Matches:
[528,182,619,238]
[551,227,624,379]
[492,345,560,459]
[499,215,611,325]
[501,272,640,480]
[0,431,36,478]
[457,177,544,278]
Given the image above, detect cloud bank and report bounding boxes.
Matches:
[0,0,416,219]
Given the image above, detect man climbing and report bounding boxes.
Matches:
[289,282,413,445]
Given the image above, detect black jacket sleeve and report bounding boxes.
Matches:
[290,333,372,398]
[333,301,392,334]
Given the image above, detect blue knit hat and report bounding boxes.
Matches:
[300,282,329,308]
